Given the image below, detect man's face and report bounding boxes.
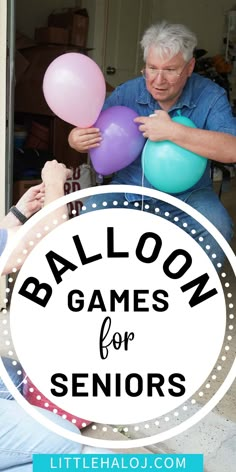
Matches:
[144,48,195,110]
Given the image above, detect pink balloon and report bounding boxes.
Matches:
[43,53,106,128]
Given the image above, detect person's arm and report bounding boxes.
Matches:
[0,183,45,228]
[1,160,72,275]
[166,121,236,163]
[135,86,236,165]
[41,160,71,207]
[134,110,236,164]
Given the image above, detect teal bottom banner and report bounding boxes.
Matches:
[33,454,203,472]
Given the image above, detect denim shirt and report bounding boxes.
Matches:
[0,229,7,255]
[103,73,236,201]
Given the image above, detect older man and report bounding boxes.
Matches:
[69,21,236,265]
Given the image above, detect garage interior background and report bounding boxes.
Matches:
[11,0,236,186]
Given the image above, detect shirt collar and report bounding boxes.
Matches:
[136,76,197,112]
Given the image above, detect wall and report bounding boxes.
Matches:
[149,0,236,56]
[15,0,81,39]
[0,0,7,219]
[0,0,7,301]
[15,0,236,59]
[81,0,108,65]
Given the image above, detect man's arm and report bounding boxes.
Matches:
[135,110,236,164]
[168,122,236,164]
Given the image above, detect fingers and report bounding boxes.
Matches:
[58,162,73,179]
[134,111,161,124]
[68,127,102,152]
[79,135,102,145]
[78,128,101,139]
[30,201,43,212]
[27,183,44,192]
[135,122,149,137]
[134,113,164,139]
[41,160,73,186]
[134,116,148,124]
[138,124,146,132]
[134,116,154,136]
[65,168,73,179]
[28,185,45,201]
[35,190,45,200]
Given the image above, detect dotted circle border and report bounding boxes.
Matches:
[1,195,234,440]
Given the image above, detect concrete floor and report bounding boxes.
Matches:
[0,175,235,465]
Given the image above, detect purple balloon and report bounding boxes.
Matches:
[90,106,145,175]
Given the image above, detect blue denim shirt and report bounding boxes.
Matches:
[0,229,7,255]
[103,73,236,201]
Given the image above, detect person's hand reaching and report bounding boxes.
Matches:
[15,183,45,219]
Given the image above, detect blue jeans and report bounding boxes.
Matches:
[83,186,233,267]
[0,358,112,471]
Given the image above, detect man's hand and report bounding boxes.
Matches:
[134,110,175,141]
[68,127,102,152]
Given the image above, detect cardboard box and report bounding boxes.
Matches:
[15,50,30,84]
[48,6,82,29]
[35,26,69,45]
[48,7,89,48]
[71,13,89,48]
[13,179,41,204]
[15,30,35,84]
[16,30,36,50]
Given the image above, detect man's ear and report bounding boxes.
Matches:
[188,57,196,76]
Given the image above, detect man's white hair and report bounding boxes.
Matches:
[141,21,197,62]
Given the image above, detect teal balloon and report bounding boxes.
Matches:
[142,115,207,193]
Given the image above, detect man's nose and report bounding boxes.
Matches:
[154,71,166,84]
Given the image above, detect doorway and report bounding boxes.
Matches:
[102,0,153,88]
